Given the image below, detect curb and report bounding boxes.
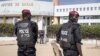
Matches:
[0,44,16,46]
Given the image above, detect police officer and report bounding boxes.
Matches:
[39,30,44,44]
[56,11,83,56]
[15,9,38,56]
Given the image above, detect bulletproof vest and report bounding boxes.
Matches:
[60,23,75,49]
[17,21,35,45]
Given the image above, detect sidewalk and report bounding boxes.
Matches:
[0,41,54,56]
[0,39,100,56]
[36,43,54,56]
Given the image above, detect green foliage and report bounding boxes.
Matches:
[80,25,100,38]
[47,25,61,37]
[0,23,100,38]
[47,24,100,39]
[0,23,14,37]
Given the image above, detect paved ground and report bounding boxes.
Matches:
[0,41,100,56]
[82,44,100,56]
[36,43,54,56]
[0,41,54,56]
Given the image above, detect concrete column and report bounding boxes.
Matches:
[53,0,59,6]
[13,17,17,25]
[52,0,59,25]
[88,23,91,26]
[43,17,48,43]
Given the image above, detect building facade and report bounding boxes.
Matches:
[0,0,54,30]
[55,2,100,25]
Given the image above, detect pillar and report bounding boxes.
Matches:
[52,0,59,25]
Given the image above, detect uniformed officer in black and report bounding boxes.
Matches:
[56,11,83,56]
[39,30,44,44]
[15,9,38,56]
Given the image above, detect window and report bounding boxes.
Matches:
[95,7,97,10]
[61,16,68,20]
[83,16,85,19]
[79,16,83,19]
[66,8,68,11]
[73,8,75,11]
[93,15,100,19]
[91,7,93,11]
[91,23,100,25]
[98,7,100,10]
[76,8,78,11]
[80,8,82,11]
[69,8,71,11]
[83,7,85,11]
[60,9,62,12]
[63,8,65,12]
[87,7,89,11]
[85,16,90,19]
[56,9,59,12]
[80,23,88,25]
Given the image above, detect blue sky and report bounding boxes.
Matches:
[39,0,100,5]
[60,0,100,5]
[0,0,100,5]
[0,0,6,1]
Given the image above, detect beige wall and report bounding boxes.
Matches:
[53,0,59,6]
[52,16,59,25]
[52,0,59,25]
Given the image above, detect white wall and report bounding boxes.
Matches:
[0,0,53,16]
[55,3,100,16]
[60,18,100,25]
[31,16,44,30]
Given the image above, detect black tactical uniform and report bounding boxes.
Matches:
[15,9,38,56]
[57,22,81,56]
[56,11,82,56]
[39,30,44,44]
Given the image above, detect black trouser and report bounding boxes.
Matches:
[63,49,78,56]
[18,45,36,56]
[40,37,44,44]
